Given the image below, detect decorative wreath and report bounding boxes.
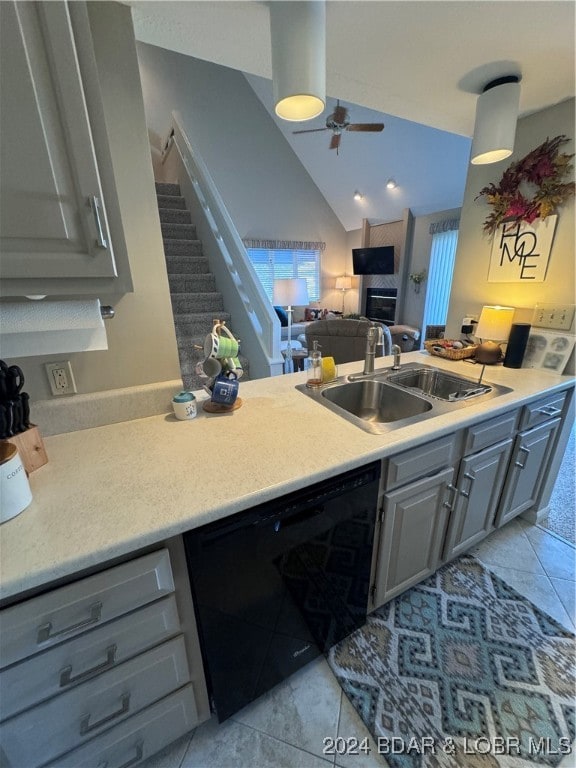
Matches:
[476,135,575,235]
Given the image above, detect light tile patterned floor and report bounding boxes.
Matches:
[142,518,575,768]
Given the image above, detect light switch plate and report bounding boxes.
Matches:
[532,304,575,331]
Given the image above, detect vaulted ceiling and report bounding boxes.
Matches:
[129,1,575,231]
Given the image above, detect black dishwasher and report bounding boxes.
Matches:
[184,461,380,721]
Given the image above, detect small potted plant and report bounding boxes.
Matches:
[409,270,427,294]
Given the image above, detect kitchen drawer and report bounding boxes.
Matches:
[385,433,457,490]
[463,410,519,455]
[43,685,198,768]
[1,549,174,669]
[519,391,567,430]
[0,635,190,768]
[0,595,180,721]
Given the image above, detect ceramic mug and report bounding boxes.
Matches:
[172,391,197,420]
[204,325,239,359]
[196,357,222,378]
[211,372,239,406]
[0,442,32,523]
[221,356,243,379]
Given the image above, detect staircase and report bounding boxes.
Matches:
[155,182,240,391]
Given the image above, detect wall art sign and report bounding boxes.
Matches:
[488,215,557,283]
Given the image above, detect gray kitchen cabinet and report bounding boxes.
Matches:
[374,467,455,605]
[495,417,561,528]
[442,437,513,561]
[0,1,130,294]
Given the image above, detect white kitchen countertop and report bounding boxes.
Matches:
[1,352,573,602]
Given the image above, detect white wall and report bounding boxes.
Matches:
[136,43,348,319]
[447,99,575,341]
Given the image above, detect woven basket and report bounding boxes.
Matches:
[424,340,478,361]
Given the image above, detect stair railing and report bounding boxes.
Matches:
[163,112,284,379]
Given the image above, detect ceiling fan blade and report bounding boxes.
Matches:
[346,123,385,132]
[332,104,348,124]
[329,133,341,151]
[292,127,329,135]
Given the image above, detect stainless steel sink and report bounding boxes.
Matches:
[296,362,512,434]
[387,367,492,401]
[322,379,433,424]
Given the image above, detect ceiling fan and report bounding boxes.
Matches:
[292,101,384,154]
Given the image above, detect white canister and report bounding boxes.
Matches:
[1,442,33,523]
[172,391,197,420]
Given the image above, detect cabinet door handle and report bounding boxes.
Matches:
[90,195,109,249]
[37,602,102,644]
[60,644,117,687]
[97,741,143,768]
[537,405,560,417]
[514,445,531,469]
[80,693,131,735]
[460,472,475,499]
[443,482,457,510]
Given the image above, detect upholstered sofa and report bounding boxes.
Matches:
[304,319,393,365]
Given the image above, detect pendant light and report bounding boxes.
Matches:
[470,76,521,165]
[270,1,326,122]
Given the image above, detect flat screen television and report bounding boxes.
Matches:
[352,246,395,275]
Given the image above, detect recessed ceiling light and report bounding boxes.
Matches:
[386,178,397,189]
[353,190,363,201]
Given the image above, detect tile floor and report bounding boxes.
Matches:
[143,518,575,768]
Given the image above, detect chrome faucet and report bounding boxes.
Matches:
[391,344,401,370]
[362,323,383,375]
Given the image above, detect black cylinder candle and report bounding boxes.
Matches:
[504,323,531,368]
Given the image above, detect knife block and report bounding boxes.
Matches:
[4,425,48,474]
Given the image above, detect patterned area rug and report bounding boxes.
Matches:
[327,556,575,768]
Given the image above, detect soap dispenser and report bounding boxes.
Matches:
[306,341,323,388]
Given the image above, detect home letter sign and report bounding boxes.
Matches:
[488,215,557,283]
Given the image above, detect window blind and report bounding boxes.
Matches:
[246,248,321,302]
[422,229,459,326]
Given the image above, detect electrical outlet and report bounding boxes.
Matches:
[532,304,575,331]
[45,361,77,396]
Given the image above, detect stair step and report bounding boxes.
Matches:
[171,292,224,314]
[169,273,217,293]
[155,182,181,196]
[158,208,192,225]
[165,254,209,274]
[171,311,231,337]
[161,222,197,241]
[156,194,186,210]
[163,240,204,260]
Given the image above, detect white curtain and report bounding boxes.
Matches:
[422,229,459,328]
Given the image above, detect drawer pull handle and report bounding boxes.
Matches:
[97,740,144,768]
[515,445,531,470]
[90,195,109,249]
[37,602,103,644]
[460,472,475,499]
[80,693,131,735]
[60,644,117,687]
[537,405,560,417]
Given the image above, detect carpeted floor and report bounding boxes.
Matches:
[538,424,575,545]
[328,555,575,768]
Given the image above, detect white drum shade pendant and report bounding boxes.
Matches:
[470,76,521,165]
[270,1,326,121]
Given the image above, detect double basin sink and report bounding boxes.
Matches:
[296,363,512,434]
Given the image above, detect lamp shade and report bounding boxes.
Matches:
[335,275,352,291]
[273,278,310,306]
[470,76,521,165]
[270,1,326,121]
[476,305,515,341]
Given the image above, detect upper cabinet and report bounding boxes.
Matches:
[0,1,132,296]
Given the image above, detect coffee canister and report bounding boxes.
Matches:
[172,391,197,420]
[1,442,33,523]
[504,323,531,368]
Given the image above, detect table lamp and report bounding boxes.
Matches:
[273,278,309,373]
[335,275,352,313]
[475,305,515,364]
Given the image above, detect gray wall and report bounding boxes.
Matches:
[447,99,575,339]
[136,42,348,319]
[9,3,181,401]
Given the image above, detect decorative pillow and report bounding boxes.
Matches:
[305,308,323,321]
[274,306,289,327]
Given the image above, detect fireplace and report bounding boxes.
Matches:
[365,287,397,325]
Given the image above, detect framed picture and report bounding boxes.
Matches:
[488,216,557,283]
[522,330,575,374]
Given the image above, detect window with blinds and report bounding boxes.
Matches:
[246,248,321,302]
